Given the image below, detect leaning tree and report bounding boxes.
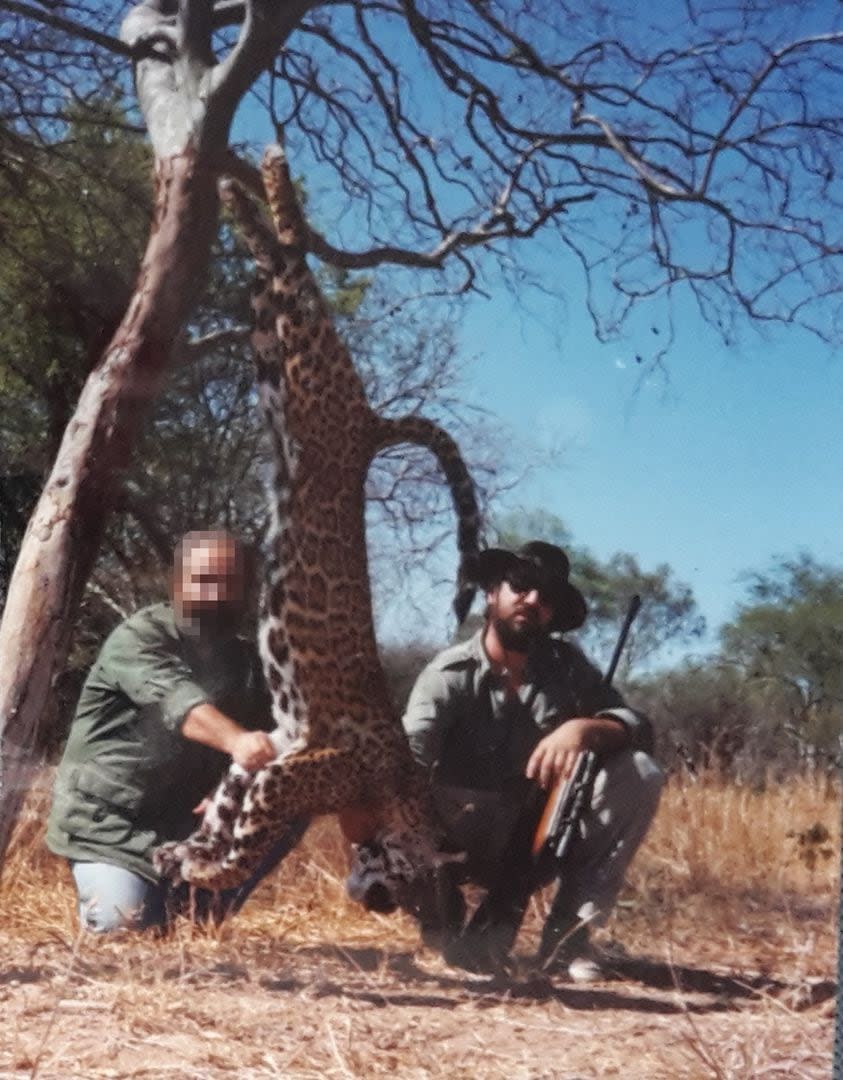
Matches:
[1,0,842,861]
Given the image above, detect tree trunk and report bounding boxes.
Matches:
[0,147,220,864]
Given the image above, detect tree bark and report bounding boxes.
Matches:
[0,148,219,862]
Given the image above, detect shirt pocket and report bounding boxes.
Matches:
[57,763,147,846]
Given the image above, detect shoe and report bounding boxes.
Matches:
[538,923,606,983]
[413,868,467,951]
[566,948,605,984]
[443,923,514,974]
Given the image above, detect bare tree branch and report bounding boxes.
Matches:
[0,0,132,57]
[176,324,252,364]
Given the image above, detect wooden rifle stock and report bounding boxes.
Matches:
[530,749,598,859]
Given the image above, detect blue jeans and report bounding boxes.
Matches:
[71,818,309,933]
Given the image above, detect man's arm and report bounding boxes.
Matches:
[526,643,651,789]
[526,715,628,790]
[181,703,277,771]
[107,615,276,771]
[402,662,460,770]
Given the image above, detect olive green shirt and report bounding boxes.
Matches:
[402,629,652,792]
[46,603,271,881]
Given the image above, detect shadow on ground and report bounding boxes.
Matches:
[1,937,834,1019]
[251,943,836,1016]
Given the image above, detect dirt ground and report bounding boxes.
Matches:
[0,779,838,1080]
[0,875,837,1078]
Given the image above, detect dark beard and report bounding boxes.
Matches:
[178,605,241,643]
[491,613,545,653]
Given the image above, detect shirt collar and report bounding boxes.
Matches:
[465,625,556,685]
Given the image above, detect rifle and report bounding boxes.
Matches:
[530,593,641,863]
[444,594,642,971]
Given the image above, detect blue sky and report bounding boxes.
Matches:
[448,269,842,660]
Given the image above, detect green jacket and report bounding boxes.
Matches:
[402,629,652,792]
[46,603,270,881]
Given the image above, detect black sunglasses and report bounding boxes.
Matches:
[504,565,559,604]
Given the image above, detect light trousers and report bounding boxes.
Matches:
[433,748,665,926]
[70,818,308,933]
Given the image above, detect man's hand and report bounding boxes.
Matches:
[526,718,592,789]
[228,730,278,772]
[526,715,629,789]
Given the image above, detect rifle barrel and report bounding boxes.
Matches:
[604,593,641,687]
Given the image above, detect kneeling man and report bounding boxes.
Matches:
[47,530,306,932]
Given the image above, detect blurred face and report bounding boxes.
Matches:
[171,532,247,641]
[487,569,555,652]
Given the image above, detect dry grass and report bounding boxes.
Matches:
[0,769,838,1079]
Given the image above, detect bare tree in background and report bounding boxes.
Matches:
[1,0,842,860]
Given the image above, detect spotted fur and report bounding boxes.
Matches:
[154,144,480,908]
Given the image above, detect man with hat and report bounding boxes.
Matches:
[402,540,664,979]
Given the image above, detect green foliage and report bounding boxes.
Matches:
[321,265,372,318]
[0,102,149,447]
[632,660,770,778]
[0,101,151,603]
[577,551,705,674]
[630,553,843,780]
[719,553,843,755]
[0,473,40,609]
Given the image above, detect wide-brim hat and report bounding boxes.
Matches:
[464,540,587,633]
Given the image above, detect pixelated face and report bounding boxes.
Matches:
[172,532,248,639]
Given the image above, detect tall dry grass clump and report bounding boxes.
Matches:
[0,769,419,953]
[635,768,838,901]
[0,770,79,939]
[612,767,839,982]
